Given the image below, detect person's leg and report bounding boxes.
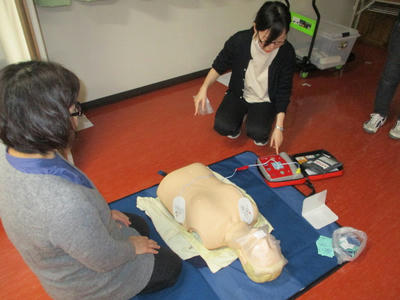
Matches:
[364,19,400,134]
[123,213,150,237]
[139,246,182,294]
[214,92,248,137]
[246,102,276,144]
[373,19,400,116]
[122,212,182,293]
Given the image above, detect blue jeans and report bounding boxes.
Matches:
[374,18,400,120]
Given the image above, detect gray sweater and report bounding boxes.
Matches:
[0,143,154,299]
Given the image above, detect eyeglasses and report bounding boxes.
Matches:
[70,102,82,117]
[257,32,286,48]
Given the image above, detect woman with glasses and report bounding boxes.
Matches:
[0,61,181,299]
[194,1,295,153]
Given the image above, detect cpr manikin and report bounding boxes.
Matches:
[156,163,287,282]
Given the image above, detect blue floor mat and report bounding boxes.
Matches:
[109,151,340,300]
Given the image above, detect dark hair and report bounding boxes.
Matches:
[254,1,291,47]
[0,61,80,154]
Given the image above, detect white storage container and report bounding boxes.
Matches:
[289,20,360,70]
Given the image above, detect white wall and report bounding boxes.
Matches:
[36,0,266,102]
[35,0,355,102]
[0,43,7,70]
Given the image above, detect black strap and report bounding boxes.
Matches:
[294,179,315,197]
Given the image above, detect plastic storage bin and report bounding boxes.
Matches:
[289,20,360,70]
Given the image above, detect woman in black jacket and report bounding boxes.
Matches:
[194,1,295,153]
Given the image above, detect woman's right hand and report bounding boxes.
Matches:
[194,87,208,115]
[129,236,160,255]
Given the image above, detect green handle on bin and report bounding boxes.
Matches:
[290,12,317,36]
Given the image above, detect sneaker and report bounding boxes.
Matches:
[227,130,241,139]
[389,120,400,140]
[254,139,268,146]
[363,113,387,134]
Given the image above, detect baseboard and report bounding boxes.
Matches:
[81,69,209,110]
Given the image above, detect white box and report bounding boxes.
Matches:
[289,20,360,70]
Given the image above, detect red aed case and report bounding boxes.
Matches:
[257,149,343,188]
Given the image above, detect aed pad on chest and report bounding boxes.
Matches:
[173,196,186,224]
[238,197,255,224]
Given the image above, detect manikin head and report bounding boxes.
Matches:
[232,226,287,282]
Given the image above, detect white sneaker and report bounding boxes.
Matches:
[254,139,268,146]
[227,130,241,139]
[389,120,400,140]
[363,113,387,134]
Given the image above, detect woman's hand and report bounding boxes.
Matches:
[269,128,284,154]
[194,87,208,115]
[193,68,220,115]
[129,236,160,255]
[111,210,131,228]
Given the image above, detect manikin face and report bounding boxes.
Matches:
[236,228,286,282]
[253,25,287,53]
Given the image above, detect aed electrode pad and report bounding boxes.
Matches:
[238,197,255,224]
[172,196,186,224]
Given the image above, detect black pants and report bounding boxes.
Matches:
[123,213,182,294]
[214,92,276,143]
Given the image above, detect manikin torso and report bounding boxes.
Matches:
[156,163,287,282]
[157,162,258,249]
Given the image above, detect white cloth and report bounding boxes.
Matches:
[243,36,279,103]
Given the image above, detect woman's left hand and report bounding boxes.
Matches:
[270,128,283,154]
[111,210,131,228]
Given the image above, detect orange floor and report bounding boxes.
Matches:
[1,41,399,299]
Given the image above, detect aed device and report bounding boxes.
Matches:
[257,150,343,188]
[257,152,305,188]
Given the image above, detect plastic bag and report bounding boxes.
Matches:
[197,97,214,115]
[332,226,367,264]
